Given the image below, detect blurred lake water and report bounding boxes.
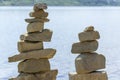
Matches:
[0,6,120,80]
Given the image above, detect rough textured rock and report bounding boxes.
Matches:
[18,40,43,52]
[9,49,56,62]
[34,3,47,11]
[25,18,49,23]
[78,31,100,42]
[9,70,58,80]
[18,59,50,73]
[75,53,105,74]
[29,10,48,18]
[71,40,98,53]
[20,29,53,42]
[27,22,44,33]
[84,26,94,32]
[69,71,108,80]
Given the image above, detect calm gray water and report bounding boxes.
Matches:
[0,6,120,80]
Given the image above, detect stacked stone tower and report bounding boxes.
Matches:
[9,3,58,80]
[69,26,108,80]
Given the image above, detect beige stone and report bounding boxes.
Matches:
[71,40,98,53]
[25,18,49,23]
[27,22,44,33]
[35,69,58,80]
[9,70,58,80]
[18,59,50,73]
[29,10,48,18]
[75,53,105,74]
[69,71,108,80]
[9,48,56,62]
[79,31,100,42]
[34,3,47,12]
[9,74,37,80]
[84,26,94,32]
[20,29,53,42]
[18,40,43,52]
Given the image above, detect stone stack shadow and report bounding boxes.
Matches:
[9,3,58,80]
[69,26,108,80]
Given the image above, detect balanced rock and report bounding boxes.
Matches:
[20,29,53,42]
[72,40,98,53]
[29,10,48,18]
[10,70,58,80]
[9,49,56,62]
[18,59,50,73]
[78,31,100,42]
[27,22,44,33]
[69,71,108,80]
[75,53,105,74]
[34,3,47,11]
[25,18,49,23]
[84,26,94,32]
[18,40,43,52]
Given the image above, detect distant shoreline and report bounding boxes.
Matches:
[1,6,120,10]
[0,0,120,6]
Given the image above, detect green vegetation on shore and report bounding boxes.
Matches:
[0,0,120,6]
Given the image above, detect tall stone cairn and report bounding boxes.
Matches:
[69,26,108,80]
[8,3,58,80]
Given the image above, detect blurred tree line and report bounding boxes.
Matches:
[0,0,120,6]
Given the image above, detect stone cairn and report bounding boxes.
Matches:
[8,3,58,80]
[69,26,108,80]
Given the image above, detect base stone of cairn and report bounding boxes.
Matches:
[9,3,58,80]
[10,70,58,80]
[69,71,108,80]
[69,26,108,80]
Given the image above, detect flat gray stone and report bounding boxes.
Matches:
[9,48,56,62]
[29,10,48,18]
[79,31,100,42]
[25,18,49,23]
[18,40,43,52]
[71,40,98,53]
[75,53,105,74]
[69,71,108,80]
[20,29,53,42]
[18,59,50,73]
[9,70,58,80]
[27,22,44,33]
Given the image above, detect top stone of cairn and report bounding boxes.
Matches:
[84,26,94,32]
[34,3,47,11]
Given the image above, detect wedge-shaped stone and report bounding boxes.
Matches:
[79,31,100,42]
[25,18,49,23]
[34,3,47,12]
[20,29,52,42]
[69,71,108,80]
[18,40,43,52]
[27,22,44,33]
[9,49,56,62]
[72,40,98,53]
[10,70,58,80]
[75,53,105,74]
[29,10,48,18]
[18,59,50,73]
